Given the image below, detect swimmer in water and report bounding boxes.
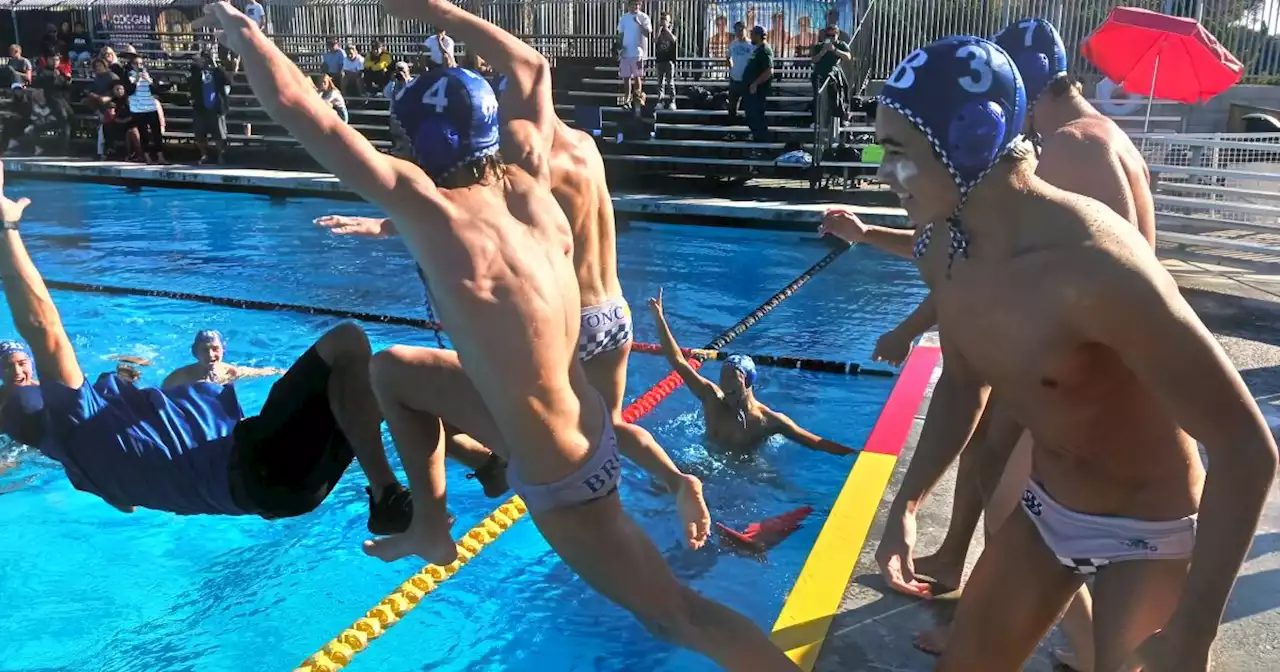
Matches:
[648,289,856,455]
[853,35,1276,671]
[0,165,412,532]
[199,3,795,668]
[162,329,285,387]
[315,19,711,547]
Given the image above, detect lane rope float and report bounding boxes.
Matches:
[292,243,852,672]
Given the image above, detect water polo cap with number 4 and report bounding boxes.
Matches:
[391,67,501,180]
[876,35,1027,267]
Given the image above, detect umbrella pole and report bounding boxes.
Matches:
[1143,54,1161,134]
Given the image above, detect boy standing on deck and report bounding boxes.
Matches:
[653,12,677,110]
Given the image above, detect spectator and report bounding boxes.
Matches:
[742,26,774,151]
[810,20,851,148]
[103,82,140,160]
[462,49,489,76]
[382,61,411,100]
[84,59,120,159]
[654,11,677,110]
[7,46,32,88]
[824,8,856,92]
[617,0,652,109]
[340,45,364,98]
[35,53,72,89]
[724,22,752,128]
[10,87,70,156]
[188,50,230,164]
[244,0,267,30]
[40,24,59,59]
[317,74,348,123]
[363,41,393,95]
[99,46,127,82]
[121,46,165,164]
[322,38,344,80]
[422,26,455,70]
[67,23,92,68]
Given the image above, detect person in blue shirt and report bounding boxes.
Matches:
[0,167,413,535]
[187,50,231,165]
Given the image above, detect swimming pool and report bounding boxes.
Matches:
[0,181,927,671]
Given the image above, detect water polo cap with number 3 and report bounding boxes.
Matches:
[391,67,501,180]
[876,35,1027,268]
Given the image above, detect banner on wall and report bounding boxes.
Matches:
[704,0,855,59]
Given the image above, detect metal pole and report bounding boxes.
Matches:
[1000,0,1010,27]
[1143,53,1160,133]
[1195,0,1205,23]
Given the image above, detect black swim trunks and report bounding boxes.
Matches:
[226,346,354,519]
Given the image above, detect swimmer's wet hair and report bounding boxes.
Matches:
[435,153,507,189]
[1046,76,1082,100]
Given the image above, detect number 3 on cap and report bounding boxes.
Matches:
[955,44,993,94]
[422,78,450,114]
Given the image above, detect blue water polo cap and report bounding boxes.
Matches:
[878,35,1026,199]
[724,354,757,387]
[993,18,1068,105]
[391,67,501,180]
[192,330,223,348]
[0,340,30,359]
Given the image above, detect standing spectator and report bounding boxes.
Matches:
[616,0,652,109]
[188,50,230,164]
[363,41,393,95]
[339,45,364,98]
[724,22,752,128]
[322,38,344,81]
[382,61,411,100]
[104,81,141,160]
[67,23,92,69]
[422,26,455,70]
[7,46,32,89]
[99,46,127,82]
[810,21,851,148]
[742,26,774,151]
[653,12,677,110]
[121,47,165,164]
[83,59,120,159]
[244,0,267,30]
[317,74,348,123]
[824,9,856,94]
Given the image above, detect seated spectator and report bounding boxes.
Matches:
[8,87,70,156]
[461,49,490,76]
[340,45,363,98]
[317,74,348,123]
[422,27,455,70]
[7,46,32,88]
[322,38,344,80]
[382,61,411,100]
[67,23,92,67]
[363,42,393,95]
[36,53,72,82]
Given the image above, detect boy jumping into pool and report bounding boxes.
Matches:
[314,5,710,547]
[0,165,412,531]
[198,2,795,669]
[162,329,286,387]
[647,289,855,455]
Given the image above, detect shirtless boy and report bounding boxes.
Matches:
[648,289,855,455]
[861,35,1276,671]
[201,2,794,668]
[162,329,285,387]
[316,17,711,548]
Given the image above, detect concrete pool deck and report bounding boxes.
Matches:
[8,157,1278,669]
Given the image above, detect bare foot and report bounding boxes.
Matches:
[913,552,964,595]
[676,473,711,550]
[1052,647,1086,671]
[363,514,458,565]
[913,624,950,656]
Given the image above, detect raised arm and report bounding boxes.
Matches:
[201,2,438,221]
[228,364,286,381]
[647,289,717,402]
[764,409,856,455]
[1079,255,1278,661]
[314,215,398,238]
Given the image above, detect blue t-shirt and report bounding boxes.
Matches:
[34,375,247,515]
[0,385,47,447]
[200,70,219,110]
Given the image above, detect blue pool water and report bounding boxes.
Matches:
[0,181,926,672]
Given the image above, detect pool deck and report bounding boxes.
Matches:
[780,259,1280,671]
[0,157,909,230]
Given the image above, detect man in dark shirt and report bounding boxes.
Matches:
[188,50,230,164]
[740,26,774,150]
[810,22,851,147]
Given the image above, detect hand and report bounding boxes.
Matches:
[875,507,932,598]
[195,2,254,40]
[1123,627,1211,672]
[314,215,393,238]
[748,83,758,94]
[0,166,31,225]
[818,206,869,244]
[647,287,665,315]
[873,328,913,367]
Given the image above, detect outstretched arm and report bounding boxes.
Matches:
[765,409,856,455]
[201,3,440,222]
[228,365,286,381]
[0,171,83,390]
[647,289,717,402]
[314,215,397,238]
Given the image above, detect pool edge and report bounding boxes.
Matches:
[768,345,941,670]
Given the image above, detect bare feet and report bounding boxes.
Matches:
[363,513,458,566]
[676,473,711,550]
[913,552,964,596]
[913,624,950,656]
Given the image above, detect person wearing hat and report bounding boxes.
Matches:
[740,25,774,148]
[646,289,855,455]
[119,44,166,164]
[381,60,413,100]
[162,329,284,388]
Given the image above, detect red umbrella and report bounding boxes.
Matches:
[1081,7,1244,130]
